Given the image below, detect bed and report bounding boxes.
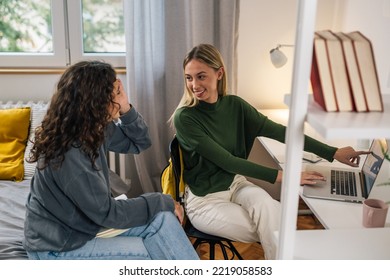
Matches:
[0,180,30,259]
[0,173,132,260]
[0,101,46,259]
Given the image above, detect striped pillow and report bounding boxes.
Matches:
[24,102,48,179]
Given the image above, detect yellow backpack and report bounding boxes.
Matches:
[160,138,185,201]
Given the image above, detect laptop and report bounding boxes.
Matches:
[247,138,283,201]
[302,138,388,203]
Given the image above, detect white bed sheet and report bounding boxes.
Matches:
[0,179,30,259]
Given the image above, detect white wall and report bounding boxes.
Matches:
[237,0,298,109]
[0,73,127,102]
[0,0,389,106]
[0,74,59,102]
[237,0,390,109]
[335,0,390,97]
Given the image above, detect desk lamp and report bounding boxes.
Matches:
[270,44,294,68]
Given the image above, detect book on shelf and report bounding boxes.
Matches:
[96,194,129,238]
[335,31,368,112]
[310,33,338,112]
[346,31,383,112]
[315,30,354,112]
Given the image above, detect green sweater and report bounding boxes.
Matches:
[174,95,337,197]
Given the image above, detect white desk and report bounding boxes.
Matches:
[275,228,390,260]
[299,185,390,229]
[259,136,390,229]
[260,137,390,259]
[300,150,390,229]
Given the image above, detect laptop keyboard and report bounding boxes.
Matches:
[330,170,357,197]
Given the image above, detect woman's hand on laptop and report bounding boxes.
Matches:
[300,171,326,185]
[275,170,326,185]
[333,146,371,167]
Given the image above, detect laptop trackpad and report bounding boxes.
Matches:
[303,180,329,198]
[303,166,332,198]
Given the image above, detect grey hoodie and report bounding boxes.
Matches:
[23,107,174,252]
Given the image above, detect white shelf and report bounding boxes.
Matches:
[307,95,390,139]
[278,0,390,260]
[277,0,318,260]
[284,94,390,140]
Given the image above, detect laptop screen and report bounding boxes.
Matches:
[362,139,388,196]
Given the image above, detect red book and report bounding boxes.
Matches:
[310,33,338,112]
[346,31,383,112]
[316,30,354,112]
[335,32,368,112]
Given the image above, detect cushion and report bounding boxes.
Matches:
[0,108,31,181]
[0,101,49,179]
[23,103,48,179]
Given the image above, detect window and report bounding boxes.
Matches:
[0,0,67,67]
[0,0,125,68]
[0,0,53,53]
[82,0,125,53]
[67,0,125,67]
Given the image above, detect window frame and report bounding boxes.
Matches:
[66,0,125,67]
[0,0,67,67]
[0,0,126,68]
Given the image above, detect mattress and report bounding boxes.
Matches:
[0,179,30,260]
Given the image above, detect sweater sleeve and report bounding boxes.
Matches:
[53,147,175,232]
[174,109,279,184]
[259,118,338,162]
[106,106,152,154]
[63,171,175,231]
[175,106,337,188]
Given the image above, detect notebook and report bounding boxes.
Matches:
[302,139,388,203]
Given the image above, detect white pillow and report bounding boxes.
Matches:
[24,102,48,179]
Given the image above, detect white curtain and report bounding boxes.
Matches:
[124,0,240,193]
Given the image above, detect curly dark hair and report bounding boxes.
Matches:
[28,60,117,170]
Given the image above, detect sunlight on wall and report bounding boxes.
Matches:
[237,0,389,111]
[237,0,298,110]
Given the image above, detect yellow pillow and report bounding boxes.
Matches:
[0,108,31,181]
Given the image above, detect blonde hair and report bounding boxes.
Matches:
[169,44,227,126]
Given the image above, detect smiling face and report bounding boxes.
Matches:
[184,59,224,104]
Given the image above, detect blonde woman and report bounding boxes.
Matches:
[172,44,368,259]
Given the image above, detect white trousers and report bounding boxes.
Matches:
[185,175,280,259]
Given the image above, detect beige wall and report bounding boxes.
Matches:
[237,0,390,109]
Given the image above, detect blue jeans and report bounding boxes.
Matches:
[27,211,199,260]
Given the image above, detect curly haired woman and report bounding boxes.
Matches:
[24,60,198,260]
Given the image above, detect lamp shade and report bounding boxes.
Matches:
[270,48,288,68]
